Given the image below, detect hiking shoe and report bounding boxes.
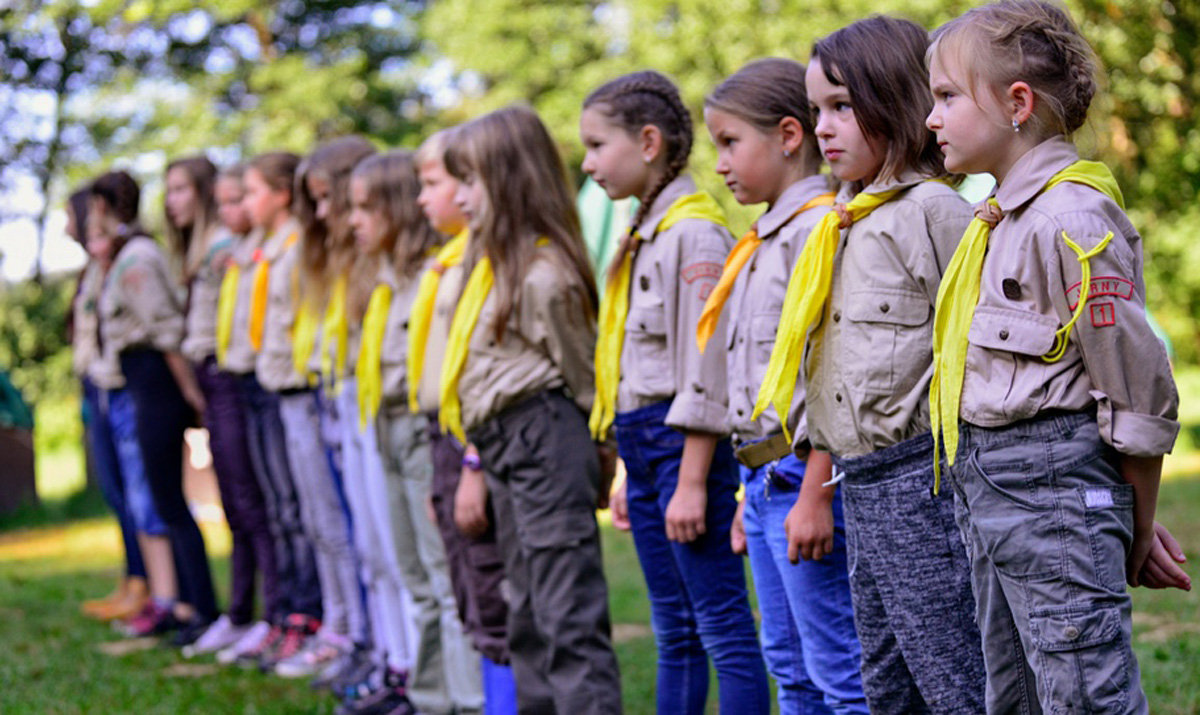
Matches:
[234,623,285,669]
[182,614,248,657]
[118,601,181,638]
[216,620,271,665]
[259,613,320,672]
[274,631,350,678]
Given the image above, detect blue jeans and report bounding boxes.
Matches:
[616,400,769,715]
[104,387,166,537]
[742,454,868,715]
[82,379,146,578]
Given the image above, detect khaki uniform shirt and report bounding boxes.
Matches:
[458,246,597,432]
[805,173,972,458]
[380,259,431,409]
[222,230,264,375]
[181,229,236,363]
[726,176,833,444]
[72,263,103,380]
[416,263,466,413]
[617,176,733,434]
[960,137,1179,457]
[255,219,305,392]
[98,236,186,357]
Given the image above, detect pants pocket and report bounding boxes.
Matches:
[1030,605,1130,714]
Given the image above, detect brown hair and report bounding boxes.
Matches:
[929,0,1097,138]
[164,154,219,281]
[444,106,597,341]
[67,186,91,246]
[705,57,823,167]
[295,136,377,301]
[346,150,442,319]
[90,170,143,257]
[247,151,301,195]
[813,16,948,186]
[218,163,246,183]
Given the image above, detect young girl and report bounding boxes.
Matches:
[927,2,1183,711]
[166,157,277,656]
[441,106,622,715]
[701,58,868,715]
[350,149,483,715]
[580,70,768,714]
[413,128,516,713]
[754,17,986,714]
[91,170,218,640]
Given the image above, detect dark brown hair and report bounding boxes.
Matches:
[90,170,141,226]
[247,151,301,195]
[444,106,598,341]
[813,16,948,185]
[164,154,219,280]
[67,186,91,246]
[705,57,823,167]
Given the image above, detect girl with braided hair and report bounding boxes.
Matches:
[581,70,769,715]
[927,1,1187,711]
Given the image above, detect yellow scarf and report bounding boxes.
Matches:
[215,264,240,366]
[407,230,469,413]
[321,274,349,393]
[589,191,729,440]
[696,192,835,354]
[930,160,1123,492]
[438,255,495,444]
[752,190,901,441]
[356,282,393,430]
[291,301,320,384]
[247,232,298,352]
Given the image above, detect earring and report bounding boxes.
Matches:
[643,156,651,164]
[1012,118,1021,133]
[783,149,792,158]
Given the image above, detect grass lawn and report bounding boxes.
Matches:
[1,479,1199,714]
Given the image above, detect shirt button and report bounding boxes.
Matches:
[639,276,650,291]
[737,409,745,416]
[835,392,843,402]
[1063,625,1080,640]
[879,302,890,313]
[999,329,1009,340]
[749,264,756,273]
[738,336,745,344]
[833,311,841,323]
[692,383,704,394]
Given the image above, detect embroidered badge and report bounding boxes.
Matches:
[681,262,722,284]
[1066,276,1134,311]
[1084,488,1114,508]
[699,282,715,300]
[1089,302,1116,328]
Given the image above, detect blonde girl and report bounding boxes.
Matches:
[755,16,987,714]
[441,105,621,714]
[701,58,868,715]
[927,2,1185,711]
[581,70,768,715]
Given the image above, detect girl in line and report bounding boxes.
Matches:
[927,2,1186,711]
[701,58,868,715]
[441,105,622,715]
[351,150,483,715]
[166,157,278,656]
[91,170,218,640]
[754,17,987,714]
[581,70,768,715]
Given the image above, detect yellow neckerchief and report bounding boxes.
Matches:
[248,231,298,351]
[589,191,729,440]
[320,274,349,393]
[292,300,321,384]
[439,238,552,443]
[407,230,469,413]
[752,190,902,440]
[215,261,240,367]
[930,160,1123,493]
[355,281,393,430]
[696,192,836,354]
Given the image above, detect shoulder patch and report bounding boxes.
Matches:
[1089,302,1116,328]
[682,261,722,284]
[1066,275,1134,311]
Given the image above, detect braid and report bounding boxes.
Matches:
[584,70,693,282]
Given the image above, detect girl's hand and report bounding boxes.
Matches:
[1126,523,1157,588]
[596,442,618,509]
[454,466,490,538]
[1134,521,1191,591]
[730,499,747,555]
[786,488,835,563]
[610,479,631,532]
[665,482,707,544]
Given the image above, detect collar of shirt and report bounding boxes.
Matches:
[756,175,834,239]
[262,217,301,262]
[837,167,929,203]
[633,174,697,242]
[993,135,1079,214]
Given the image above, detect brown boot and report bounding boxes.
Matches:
[81,577,128,619]
[95,576,149,621]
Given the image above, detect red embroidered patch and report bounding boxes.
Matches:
[1090,301,1116,328]
[699,282,715,301]
[682,262,722,284]
[1066,276,1133,311]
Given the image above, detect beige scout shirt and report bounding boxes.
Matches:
[222,230,265,375]
[617,175,734,434]
[181,229,236,364]
[416,262,466,413]
[99,235,186,358]
[726,176,834,445]
[805,173,972,459]
[457,246,597,433]
[255,219,306,393]
[380,259,432,410]
[72,263,104,380]
[960,137,1179,457]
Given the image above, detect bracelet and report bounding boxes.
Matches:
[462,453,482,471]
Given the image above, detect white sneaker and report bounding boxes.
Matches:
[183,615,248,659]
[216,620,271,665]
[273,631,350,678]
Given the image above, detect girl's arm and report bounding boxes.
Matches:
[165,350,206,414]
[666,431,717,543]
[455,443,490,538]
[785,449,836,562]
[1121,455,1162,587]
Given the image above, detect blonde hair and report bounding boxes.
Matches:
[929,0,1097,138]
[163,155,219,281]
[444,106,597,341]
[415,128,452,167]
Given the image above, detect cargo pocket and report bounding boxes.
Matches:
[1030,605,1130,714]
[843,288,930,393]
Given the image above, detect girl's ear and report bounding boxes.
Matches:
[639,124,665,164]
[778,116,805,156]
[1008,81,1036,126]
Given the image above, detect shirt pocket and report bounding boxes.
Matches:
[843,287,930,394]
[624,302,673,396]
[965,306,1059,419]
